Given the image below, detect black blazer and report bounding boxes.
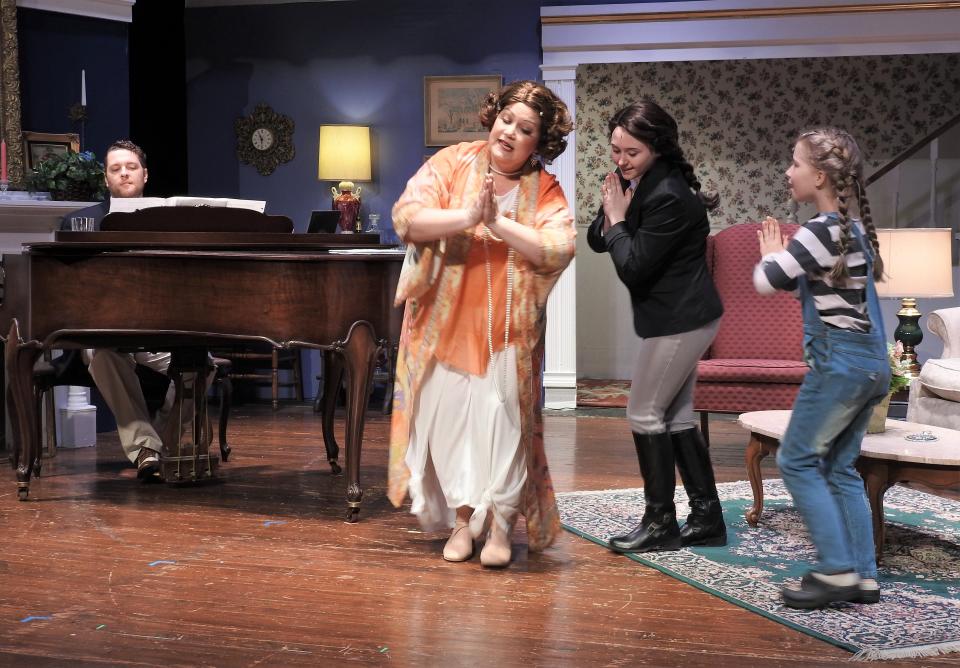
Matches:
[59,199,110,231]
[587,160,722,338]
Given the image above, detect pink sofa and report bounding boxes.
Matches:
[694,222,807,445]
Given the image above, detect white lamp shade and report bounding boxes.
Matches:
[876,228,955,298]
[317,125,371,181]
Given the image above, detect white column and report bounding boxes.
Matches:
[541,67,578,409]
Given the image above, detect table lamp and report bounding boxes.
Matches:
[876,227,955,377]
[318,125,371,233]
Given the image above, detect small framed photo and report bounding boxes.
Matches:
[424,75,502,146]
[22,131,81,171]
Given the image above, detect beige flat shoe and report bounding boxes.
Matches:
[480,523,512,568]
[442,522,474,562]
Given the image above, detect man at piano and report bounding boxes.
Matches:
[60,140,173,479]
[60,139,148,230]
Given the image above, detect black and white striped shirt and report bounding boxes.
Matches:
[753,213,871,332]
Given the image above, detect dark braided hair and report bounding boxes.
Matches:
[607,99,719,210]
[796,128,883,281]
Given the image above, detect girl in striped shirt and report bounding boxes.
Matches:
[755,127,890,609]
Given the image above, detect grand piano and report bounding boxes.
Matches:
[0,207,403,520]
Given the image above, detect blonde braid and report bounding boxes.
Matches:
[857,180,884,280]
[828,166,856,282]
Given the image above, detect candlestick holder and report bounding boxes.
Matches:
[0,180,9,199]
[69,103,88,152]
[68,103,88,123]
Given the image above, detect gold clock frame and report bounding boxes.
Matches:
[235,103,295,176]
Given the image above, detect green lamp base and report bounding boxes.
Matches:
[894,297,923,377]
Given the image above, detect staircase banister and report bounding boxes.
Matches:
[865,111,960,187]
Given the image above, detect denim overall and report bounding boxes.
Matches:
[775,221,891,579]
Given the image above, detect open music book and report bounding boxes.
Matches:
[109,196,267,214]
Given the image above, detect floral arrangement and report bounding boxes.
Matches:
[25,150,106,202]
[888,341,912,394]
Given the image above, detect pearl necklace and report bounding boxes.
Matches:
[484,187,518,403]
[489,164,524,178]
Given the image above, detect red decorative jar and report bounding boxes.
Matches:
[332,182,362,233]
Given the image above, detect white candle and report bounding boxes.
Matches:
[81,69,86,106]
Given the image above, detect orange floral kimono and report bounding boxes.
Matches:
[388,140,575,551]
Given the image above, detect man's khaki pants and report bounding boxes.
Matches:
[85,350,209,464]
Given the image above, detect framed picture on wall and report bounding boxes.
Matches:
[424,75,502,146]
[22,131,80,171]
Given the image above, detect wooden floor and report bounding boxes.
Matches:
[1,405,957,667]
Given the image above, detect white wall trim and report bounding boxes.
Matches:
[542,69,578,409]
[543,371,578,409]
[542,1,960,65]
[17,0,135,23]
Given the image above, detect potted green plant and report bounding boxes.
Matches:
[25,150,106,202]
[866,341,913,433]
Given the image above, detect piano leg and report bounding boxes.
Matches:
[320,349,343,475]
[4,320,43,501]
[338,321,378,523]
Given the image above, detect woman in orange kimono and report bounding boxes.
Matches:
[388,81,575,568]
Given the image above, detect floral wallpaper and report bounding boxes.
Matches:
[575,54,960,228]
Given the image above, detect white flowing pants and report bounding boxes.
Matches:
[405,346,525,538]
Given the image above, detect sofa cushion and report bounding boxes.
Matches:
[694,380,801,412]
[697,358,808,384]
[918,358,960,402]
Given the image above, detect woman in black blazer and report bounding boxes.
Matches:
[588,99,725,553]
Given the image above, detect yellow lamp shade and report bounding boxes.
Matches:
[875,228,955,299]
[317,125,371,182]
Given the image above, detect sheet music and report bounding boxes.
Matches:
[109,196,267,214]
[327,248,405,255]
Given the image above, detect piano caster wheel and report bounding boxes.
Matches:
[328,459,342,476]
[220,444,231,462]
[345,507,359,523]
[17,487,29,501]
[32,462,42,478]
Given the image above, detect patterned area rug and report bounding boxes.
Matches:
[557,480,960,660]
[576,379,629,408]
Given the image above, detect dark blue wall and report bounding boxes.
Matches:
[17,8,129,165]
[185,0,697,233]
[185,0,549,236]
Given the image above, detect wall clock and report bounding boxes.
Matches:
[235,103,295,176]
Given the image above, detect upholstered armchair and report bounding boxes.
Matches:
[693,222,808,445]
[907,307,960,431]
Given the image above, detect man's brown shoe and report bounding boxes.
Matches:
[136,447,161,480]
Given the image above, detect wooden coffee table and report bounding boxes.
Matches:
[738,410,960,561]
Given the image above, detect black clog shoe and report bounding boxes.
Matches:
[781,571,861,609]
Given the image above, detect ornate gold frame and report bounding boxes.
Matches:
[423,75,502,147]
[0,0,23,187]
[235,103,295,176]
[541,1,960,25]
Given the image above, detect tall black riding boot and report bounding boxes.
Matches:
[672,428,727,547]
[608,432,681,553]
